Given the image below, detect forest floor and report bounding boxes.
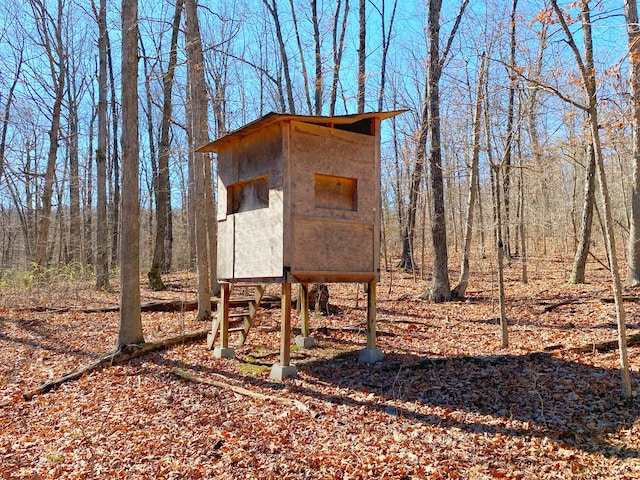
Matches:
[2,256,640,479]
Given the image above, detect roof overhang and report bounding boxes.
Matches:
[196,109,407,153]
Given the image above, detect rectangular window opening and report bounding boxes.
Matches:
[314,174,357,211]
[227,175,269,214]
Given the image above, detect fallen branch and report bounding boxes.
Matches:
[23,329,209,401]
[601,296,640,304]
[22,296,282,314]
[562,333,640,354]
[540,298,580,313]
[171,368,309,413]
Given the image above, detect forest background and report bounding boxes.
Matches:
[0,0,636,296]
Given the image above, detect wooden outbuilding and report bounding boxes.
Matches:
[198,110,405,379]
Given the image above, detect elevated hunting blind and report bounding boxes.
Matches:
[198,110,405,379]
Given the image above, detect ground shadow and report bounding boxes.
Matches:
[294,349,640,459]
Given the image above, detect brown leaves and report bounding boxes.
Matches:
[2,267,640,478]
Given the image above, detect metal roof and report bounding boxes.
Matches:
[196,109,407,153]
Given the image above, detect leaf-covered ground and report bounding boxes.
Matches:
[2,258,640,479]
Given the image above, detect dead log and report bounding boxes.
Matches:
[171,368,309,413]
[539,298,580,313]
[565,333,640,354]
[23,329,209,401]
[601,296,640,304]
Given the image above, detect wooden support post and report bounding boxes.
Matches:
[366,281,376,350]
[270,282,297,380]
[213,282,234,359]
[358,282,383,364]
[295,283,315,348]
[280,282,291,366]
[300,283,310,337]
[220,282,230,348]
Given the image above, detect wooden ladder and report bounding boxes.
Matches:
[207,283,266,349]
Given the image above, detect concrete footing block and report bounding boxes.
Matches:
[358,347,384,365]
[270,364,297,381]
[295,335,316,349]
[212,347,235,360]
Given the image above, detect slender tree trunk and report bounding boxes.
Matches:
[311,0,323,115]
[491,164,509,347]
[262,0,295,113]
[185,0,212,320]
[118,0,144,347]
[626,0,640,286]
[452,54,486,299]
[502,0,519,261]
[377,0,398,112]
[67,68,81,264]
[148,0,183,291]
[357,0,366,113]
[551,0,631,398]
[425,0,450,302]
[95,0,109,289]
[0,52,22,201]
[32,0,66,268]
[570,144,596,284]
[107,31,121,270]
[288,0,312,114]
[329,0,349,116]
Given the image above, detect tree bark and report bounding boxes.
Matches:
[31,0,66,268]
[626,0,640,286]
[452,54,486,299]
[95,0,110,290]
[148,0,183,291]
[262,0,295,113]
[425,0,450,302]
[185,0,213,320]
[118,0,144,347]
[357,0,366,113]
[569,144,596,284]
[551,0,631,398]
[329,0,349,116]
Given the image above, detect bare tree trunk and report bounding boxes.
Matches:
[95,0,110,290]
[32,0,66,268]
[148,0,183,291]
[491,164,509,348]
[357,0,366,113]
[377,0,398,112]
[329,0,349,116]
[626,0,640,287]
[288,0,312,114]
[107,31,121,270]
[551,0,631,398]
[502,0,519,261]
[67,66,81,264]
[570,144,596,284]
[452,53,486,299]
[118,0,144,347]
[185,0,212,320]
[0,50,22,206]
[262,0,295,113]
[311,0,323,115]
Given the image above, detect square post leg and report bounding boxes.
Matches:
[213,282,235,359]
[359,282,383,364]
[271,282,297,380]
[295,283,315,349]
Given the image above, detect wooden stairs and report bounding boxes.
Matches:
[207,283,266,349]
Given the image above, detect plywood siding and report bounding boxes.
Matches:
[291,218,374,273]
[289,121,376,221]
[287,120,379,280]
[233,190,284,279]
